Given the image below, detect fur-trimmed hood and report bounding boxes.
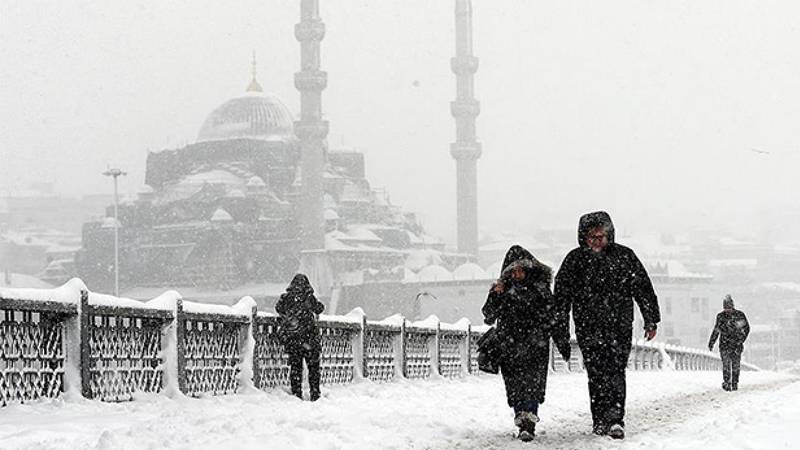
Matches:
[500,244,552,284]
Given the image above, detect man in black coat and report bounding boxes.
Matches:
[708,295,750,391]
[482,245,568,442]
[553,211,660,440]
[275,273,325,401]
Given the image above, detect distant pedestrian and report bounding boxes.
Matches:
[275,274,325,401]
[482,245,569,442]
[553,211,661,440]
[708,295,750,391]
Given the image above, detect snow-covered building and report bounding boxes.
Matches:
[75,75,453,301]
[635,260,715,349]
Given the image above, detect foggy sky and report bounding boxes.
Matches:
[2,0,800,245]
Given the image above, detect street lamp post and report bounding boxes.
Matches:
[103,168,126,296]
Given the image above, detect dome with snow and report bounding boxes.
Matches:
[196,91,294,143]
[417,264,454,282]
[453,262,489,280]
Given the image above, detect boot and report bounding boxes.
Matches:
[514,412,537,441]
[517,429,535,442]
[607,424,625,440]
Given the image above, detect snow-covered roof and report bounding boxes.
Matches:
[341,227,382,243]
[325,232,354,251]
[648,260,712,279]
[210,208,233,222]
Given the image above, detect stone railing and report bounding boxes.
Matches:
[1,279,758,407]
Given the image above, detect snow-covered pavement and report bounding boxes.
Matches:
[1,370,797,449]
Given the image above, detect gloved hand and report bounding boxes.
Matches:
[644,323,658,341]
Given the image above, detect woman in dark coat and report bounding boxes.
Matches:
[275,273,325,401]
[482,245,566,441]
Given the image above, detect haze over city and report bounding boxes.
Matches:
[3,0,800,244]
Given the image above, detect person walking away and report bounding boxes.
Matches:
[708,295,750,391]
[276,274,325,401]
[482,245,571,442]
[553,211,660,440]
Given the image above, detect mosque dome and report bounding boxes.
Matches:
[196,82,295,143]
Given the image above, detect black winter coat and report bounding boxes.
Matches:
[482,245,556,406]
[553,212,660,345]
[709,309,750,353]
[275,274,325,351]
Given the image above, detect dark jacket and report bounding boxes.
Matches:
[275,274,325,350]
[553,211,660,345]
[482,245,556,405]
[709,309,750,353]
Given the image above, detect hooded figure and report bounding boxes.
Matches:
[553,211,660,439]
[481,245,561,441]
[708,295,750,391]
[275,273,325,400]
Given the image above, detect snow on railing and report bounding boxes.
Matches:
[549,338,759,373]
[0,278,758,407]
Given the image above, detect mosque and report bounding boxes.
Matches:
[75,1,492,321]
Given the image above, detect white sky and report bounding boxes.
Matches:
[2,0,800,244]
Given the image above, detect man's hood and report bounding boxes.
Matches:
[578,211,616,248]
[500,244,552,284]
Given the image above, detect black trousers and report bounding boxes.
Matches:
[578,327,633,429]
[287,343,321,398]
[720,349,742,389]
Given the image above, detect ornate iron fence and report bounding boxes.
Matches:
[85,301,171,401]
[0,298,75,406]
[0,280,759,407]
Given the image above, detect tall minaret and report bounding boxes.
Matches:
[295,0,328,250]
[451,0,481,256]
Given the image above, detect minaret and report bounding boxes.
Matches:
[247,51,263,92]
[451,0,481,256]
[294,0,328,250]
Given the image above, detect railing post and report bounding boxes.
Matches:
[432,320,441,377]
[175,298,187,394]
[79,290,92,399]
[159,296,180,397]
[464,323,472,375]
[360,314,368,379]
[250,305,261,390]
[236,304,257,392]
[348,313,367,380]
[62,289,84,399]
[398,318,407,378]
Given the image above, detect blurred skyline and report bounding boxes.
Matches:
[2,0,800,245]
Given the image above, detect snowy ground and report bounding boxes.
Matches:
[1,370,797,449]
